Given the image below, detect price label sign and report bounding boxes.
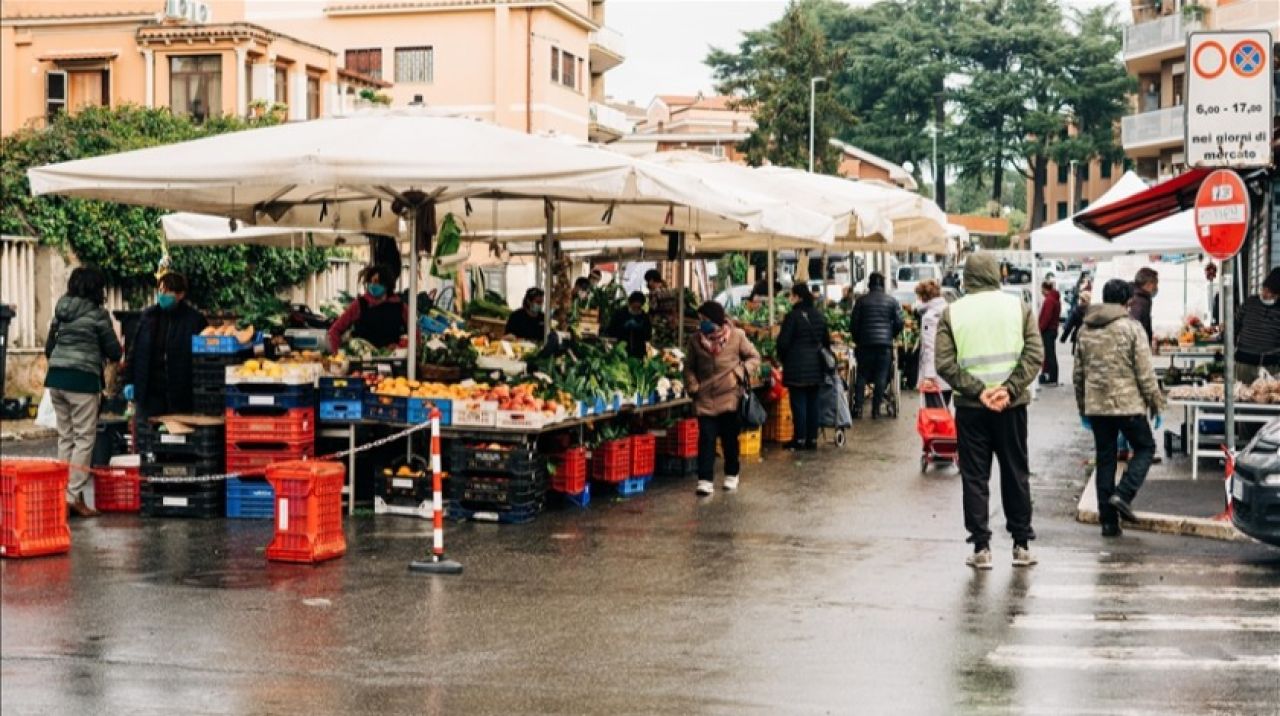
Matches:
[1185,31,1273,168]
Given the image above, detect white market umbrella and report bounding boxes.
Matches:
[161,211,370,247]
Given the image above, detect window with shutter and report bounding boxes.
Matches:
[395,47,433,83]
[345,48,382,81]
[45,71,67,121]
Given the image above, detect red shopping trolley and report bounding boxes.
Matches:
[917,383,958,472]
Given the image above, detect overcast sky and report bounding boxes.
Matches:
[605,0,1128,106]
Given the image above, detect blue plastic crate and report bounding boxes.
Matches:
[225,477,274,519]
[225,384,316,410]
[447,501,541,524]
[318,376,367,402]
[418,315,453,334]
[363,394,451,425]
[550,483,591,508]
[593,476,648,498]
[319,399,362,422]
[191,332,261,355]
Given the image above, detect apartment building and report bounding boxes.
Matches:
[1120,0,1280,180]
[615,93,757,160]
[0,1,390,136]
[1031,157,1126,224]
[246,0,626,141]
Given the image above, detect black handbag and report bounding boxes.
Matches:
[738,379,767,428]
[800,310,837,374]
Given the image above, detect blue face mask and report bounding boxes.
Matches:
[367,283,386,299]
[157,293,177,310]
[699,320,717,335]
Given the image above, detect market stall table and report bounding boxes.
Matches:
[1169,399,1280,480]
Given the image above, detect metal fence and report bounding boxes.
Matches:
[0,236,38,348]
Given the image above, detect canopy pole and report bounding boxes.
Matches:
[1223,256,1235,455]
[544,201,555,342]
[677,232,685,350]
[768,236,776,327]
[406,205,421,382]
[821,249,829,306]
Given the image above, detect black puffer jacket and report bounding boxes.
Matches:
[851,288,904,348]
[122,301,207,410]
[45,296,123,376]
[777,303,831,387]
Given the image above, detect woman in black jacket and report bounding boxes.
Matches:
[776,284,831,451]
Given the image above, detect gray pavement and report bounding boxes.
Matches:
[3,382,1279,715]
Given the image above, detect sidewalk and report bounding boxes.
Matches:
[1075,451,1250,542]
[0,418,56,443]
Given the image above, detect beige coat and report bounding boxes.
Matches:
[684,328,762,417]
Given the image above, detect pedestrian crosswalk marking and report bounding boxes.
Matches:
[1041,562,1277,576]
[987,645,1280,671]
[1029,584,1280,602]
[1012,613,1280,632]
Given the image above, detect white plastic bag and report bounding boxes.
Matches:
[35,390,58,429]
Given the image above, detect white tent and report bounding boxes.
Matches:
[1030,171,1200,259]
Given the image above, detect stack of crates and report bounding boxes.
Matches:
[592,436,647,498]
[1,459,71,558]
[139,419,225,518]
[656,418,699,478]
[549,447,590,507]
[448,441,546,523]
[224,374,316,518]
[265,460,346,564]
[190,332,258,415]
[318,376,366,422]
[373,456,433,519]
[763,391,794,444]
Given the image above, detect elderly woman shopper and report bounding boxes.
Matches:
[685,300,761,496]
[915,280,951,406]
[1075,279,1165,537]
[44,267,123,517]
[776,283,831,450]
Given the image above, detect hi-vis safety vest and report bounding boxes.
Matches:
[950,290,1025,387]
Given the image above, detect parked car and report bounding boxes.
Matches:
[1230,418,1280,547]
[895,263,943,296]
[1000,285,1034,309]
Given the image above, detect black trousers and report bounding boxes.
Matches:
[956,405,1035,546]
[788,385,820,443]
[1040,328,1059,383]
[1090,415,1155,526]
[697,411,741,482]
[854,346,892,415]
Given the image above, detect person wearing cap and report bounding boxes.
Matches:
[606,291,652,358]
[505,288,546,342]
[684,300,761,496]
[1235,267,1280,383]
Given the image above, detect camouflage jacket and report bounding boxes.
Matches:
[1073,304,1165,417]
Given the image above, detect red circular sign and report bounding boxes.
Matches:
[1194,170,1250,260]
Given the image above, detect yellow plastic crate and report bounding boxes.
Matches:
[716,428,764,458]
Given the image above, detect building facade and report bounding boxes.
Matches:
[1030,157,1126,224]
[614,93,756,159]
[1120,0,1280,180]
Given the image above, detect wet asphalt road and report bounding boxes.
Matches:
[3,381,1278,715]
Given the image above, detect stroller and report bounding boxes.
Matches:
[917,383,958,472]
[819,365,853,447]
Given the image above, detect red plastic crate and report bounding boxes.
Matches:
[657,418,698,458]
[225,407,315,443]
[1,460,71,558]
[265,460,346,564]
[591,437,632,483]
[93,465,141,513]
[630,433,656,478]
[226,439,315,476]
[550,447,588,494]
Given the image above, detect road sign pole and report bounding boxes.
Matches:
[1223,257,1235,452]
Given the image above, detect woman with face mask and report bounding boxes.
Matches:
[327,265,408,353]
[1235,267,1280,383]
[684,300,761,496]
[121,272,207,431]
[505,288,546,342]
[605,291,652,358]
[776,283,831,450]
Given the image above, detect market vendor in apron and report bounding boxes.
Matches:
[327,265,409,352]
[505,288,546,342]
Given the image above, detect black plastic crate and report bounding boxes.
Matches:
[449,472,545,508]
[141,455,224,480]
[656,454,698,478]
[192,354,240,388]
[448,441,542,476]
[374,473,435,504]
[141,481,225,518]
[138,421,224,459]
[319,376,368,402]
[192,385,227,415]
[448,500,542,524]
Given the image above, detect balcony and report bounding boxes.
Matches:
[1212,0,1280,34]
[589,25,625,72]
[1123,13,1199,70]
[1121,106,1185,155]
[589,102,630,143]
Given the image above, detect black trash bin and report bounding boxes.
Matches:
[0,304,14,398]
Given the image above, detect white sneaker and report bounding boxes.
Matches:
[965,549,993,570]
[1012,546,1038,567]
[722,475,739,491]
[696,480,714,496]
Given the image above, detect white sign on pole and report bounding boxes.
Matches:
[1184,31,1273,168]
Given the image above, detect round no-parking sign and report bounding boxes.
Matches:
[1194,170,1250,260]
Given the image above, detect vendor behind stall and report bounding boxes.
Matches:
[606,291,652,358]
[505,288,546,342]
[328,265,408,352]
[1235,267,1280,383]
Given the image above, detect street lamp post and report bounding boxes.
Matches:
[926,121,939,204]
[809,76,826,173]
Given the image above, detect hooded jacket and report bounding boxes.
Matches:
[916,296,950,391]
[45,296,123,381]
[1073,304,1164,417]
[935,254,1044,410]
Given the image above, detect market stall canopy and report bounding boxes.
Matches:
[753,167,948,253]
[1031,171,1201,259]
[27,108,836,245]
[161,211,370,247]
[1071,169,1209,239]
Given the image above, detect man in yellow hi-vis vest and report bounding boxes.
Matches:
[936,253,1044,571]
